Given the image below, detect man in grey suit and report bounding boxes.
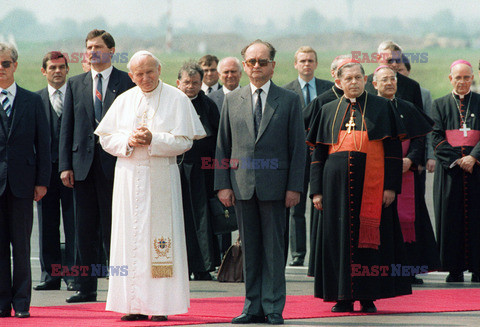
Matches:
[215,40,305,325]
[282,46,333,267]
[207,57,242,112]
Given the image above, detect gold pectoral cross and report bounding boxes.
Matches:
[140,111,148,127]
[345,115,355,134]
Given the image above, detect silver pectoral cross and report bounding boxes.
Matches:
[345,116,355,134]
[460,123,471,137]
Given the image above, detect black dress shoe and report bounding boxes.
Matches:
[151,315,168,321]
[66,291,97,303]
[14,311,30,318]
[289,257,304,267]
[360,300,377,313]
[0,310,11,317]
[193,271,212,280]
[266,313,284,325]
[34,281,61,291]
[411,276,424,285]
[331,300,354,312]
[470,273,480,282]
[120,314,148,321]
[446,271,464,282]
[67,282,77,291]
[232,313,266,324]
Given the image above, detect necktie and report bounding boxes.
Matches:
[305,83,311,104]
[254,89,262,137]
[94,73,103,125]
[52,89,63,117]
[1,90,11,117]
[207,87,212,94]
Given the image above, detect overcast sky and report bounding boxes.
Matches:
[2,0,479,28]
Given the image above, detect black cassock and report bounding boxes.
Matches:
[307,91,412,301]
[432,91,480,274]
[392,98,440,271]
[178,91,221,273]
[304,85,343,277]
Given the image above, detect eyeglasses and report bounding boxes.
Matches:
[0,61,13,68]
[244,59,273,67]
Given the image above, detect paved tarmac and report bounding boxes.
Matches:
[27,173,480,326]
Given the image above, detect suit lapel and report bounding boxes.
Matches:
[240,86,255,140]
[256,82,279,142]
[40,88,52,129]
[9,87,28,138]
[293,79,306,107]
[82,72,95,127]
[103,67,119,116]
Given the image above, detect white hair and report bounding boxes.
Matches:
[217,57,242,73]
[127,50,161,71]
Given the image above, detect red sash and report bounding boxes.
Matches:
[445,129,480,147]
[397,140,416,243]
[329,130,384,249]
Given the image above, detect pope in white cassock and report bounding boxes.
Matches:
[94,51,206,322]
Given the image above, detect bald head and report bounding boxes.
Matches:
[217,57,242,91]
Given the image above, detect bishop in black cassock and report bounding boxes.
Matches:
[432,60,480,283]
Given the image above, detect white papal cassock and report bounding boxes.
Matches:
[94,81,206,315]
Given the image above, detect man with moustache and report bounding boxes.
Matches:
[283,46,333,267]
[215,40,305,325]
[432,60,480,283]
[307,59,411,314]
[59,29,135,303]
[34,51,75,292]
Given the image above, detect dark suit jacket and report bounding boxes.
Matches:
[59,67,135,181]
[282,77,334,108]
[366,72,423,110]
[0,86,51,198]
[207,88,225,112]
[214,82,306,201]
[37,88,61,163]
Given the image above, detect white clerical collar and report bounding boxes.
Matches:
[453,90,471,100]
[91,65,113,80]
[1,82,17,97]
[47,83,67,97]
[250,80,271,96]
[347,97,356,103]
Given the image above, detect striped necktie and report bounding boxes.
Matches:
[1,89,11,117]
[94,73,103,125]
[52,89,63,117]
[254,89,262,137]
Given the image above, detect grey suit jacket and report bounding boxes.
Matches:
[214,82,306,201]
[283,77,334,108]
[207,88,225,113]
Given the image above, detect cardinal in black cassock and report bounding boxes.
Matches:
[307,60,411,314]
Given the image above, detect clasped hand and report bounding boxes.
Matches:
[128,126,152,147]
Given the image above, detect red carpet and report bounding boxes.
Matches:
[1,289,480,326]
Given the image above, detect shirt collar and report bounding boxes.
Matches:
[250,80,271,96]
[47,83,67,97]
[91,65,113,80]
[223,85,239,94]
[298,76,315,89]
[1,82,17,97]
[202,82,219,92]
[453,89,471,100]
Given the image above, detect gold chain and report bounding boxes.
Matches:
[331,93,368,152]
